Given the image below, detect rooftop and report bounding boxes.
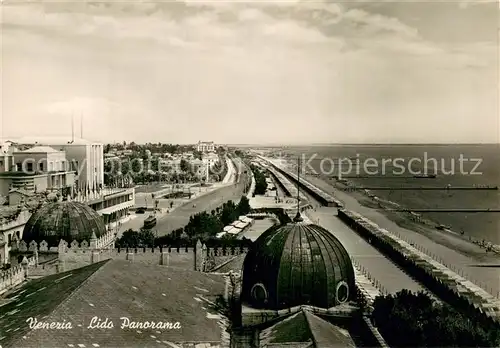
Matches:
[8,136,99,146]
[259,309,355,348]
[17,146,61,154]
[2,260,226,348]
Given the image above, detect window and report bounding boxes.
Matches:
[39,162,44,171]
[26,162,33,172]
[251,283,268,305]
[336,281,349,304]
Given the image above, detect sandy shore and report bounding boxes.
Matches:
[297,172,500,296]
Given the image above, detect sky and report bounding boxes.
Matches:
[1,0,499,144]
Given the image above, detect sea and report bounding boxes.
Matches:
[252,144,500,244]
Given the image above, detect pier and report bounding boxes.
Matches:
[386,208,500,213]
[341,186,498,191]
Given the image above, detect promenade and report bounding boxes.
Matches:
[118,158,248,237]
[305,207,426,295]
[304,174,500,297]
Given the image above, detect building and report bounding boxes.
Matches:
[0,206,372,347]
[228,215,359,347]
[0,141,16,173]
[0,146,76,197]
[11,136,104,191]
[0,209,31,265]
[197,141,215,153]
[22,201,112,248]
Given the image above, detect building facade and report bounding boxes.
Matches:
[197,141,215,153]
[11,137,104,191]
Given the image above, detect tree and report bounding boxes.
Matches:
[179,158,189,173]
[251,165,267,195]
[372,290,500,347]
[237,196,251,216]
[116,229,141,248]
[139,228,156,247]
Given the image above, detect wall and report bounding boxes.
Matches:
[0,177,12,196]
[51,144,88,188]
[0,210,31,265]
[337,208,500,325]
[0,254,35,294]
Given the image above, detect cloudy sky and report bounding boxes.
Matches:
[1,0,498,144]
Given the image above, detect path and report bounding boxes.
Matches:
[305,207,426,295]
[305,175,500,296]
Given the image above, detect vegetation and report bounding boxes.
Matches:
[372,290,500,347]
[209,154,228,182]
[250,164,267,195]
[105,142,196,155]
[116,196,253,248]
[115,228,155,248]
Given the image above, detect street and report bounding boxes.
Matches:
[118,162,249,236]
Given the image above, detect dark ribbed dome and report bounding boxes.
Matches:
[241,222,355,310]
[22,201,106,246]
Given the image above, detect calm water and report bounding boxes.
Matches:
[267,145,500,243]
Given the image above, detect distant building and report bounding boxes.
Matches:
[0,146,76,197]
[197,141,215,153]
[11,137,104,191]
[0,141,16,173]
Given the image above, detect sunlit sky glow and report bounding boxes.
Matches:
[1,0,498,144]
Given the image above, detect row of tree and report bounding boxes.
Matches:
[372,290,500,347]
[209,154,228,182]
[250,164,268,195]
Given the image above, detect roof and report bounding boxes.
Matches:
[22,201,107,246]
[10,136,99,146]
[259,309,355,347]
[241,222,355,310]
[9,189,35,196]
[232,221,248,229]
[226,226,240,235]
[239,216,253,223]
[211,253,246,273]
[0,261,107,348]
[18,146,61,154]
[5,260,226,348]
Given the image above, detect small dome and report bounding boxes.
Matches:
[22,201,106,246]
[242,222,355,310]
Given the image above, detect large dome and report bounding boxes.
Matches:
[241,222,355,310]
[22,201,107,246]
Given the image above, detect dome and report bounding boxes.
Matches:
[241,222,355,310]
[22,201,107,246]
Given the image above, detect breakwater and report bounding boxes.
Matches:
[342,186,498,191]
[337,208,500,324]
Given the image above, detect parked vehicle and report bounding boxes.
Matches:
[144,215,157,229]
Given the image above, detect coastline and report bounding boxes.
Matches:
[316,174,500,263]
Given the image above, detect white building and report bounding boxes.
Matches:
[11,137,104,191]
[0,141,15,173]
[197,141,215,153]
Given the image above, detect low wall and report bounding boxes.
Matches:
[0,255,36,294]
[338,208,500,325]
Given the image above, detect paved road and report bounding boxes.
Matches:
[306,207,426,295]
[152,162,249,236]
